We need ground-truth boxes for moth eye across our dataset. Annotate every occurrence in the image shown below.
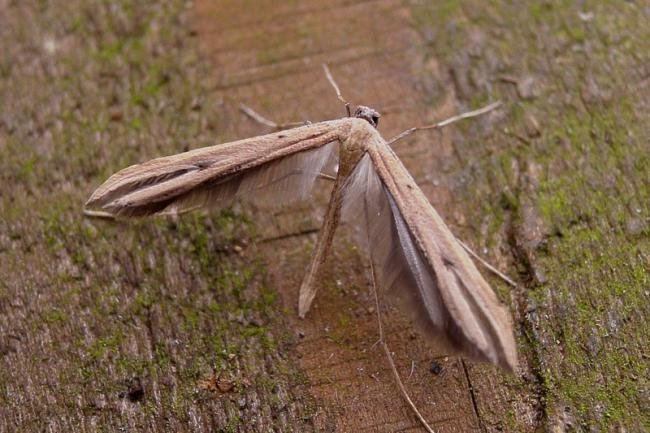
[372,115,380,126]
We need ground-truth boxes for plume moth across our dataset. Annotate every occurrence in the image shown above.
[86,99,517,372]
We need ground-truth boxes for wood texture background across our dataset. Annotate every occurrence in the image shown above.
[0,0,647,432]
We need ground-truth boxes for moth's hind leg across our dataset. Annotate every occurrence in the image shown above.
[317,173,336,182]
[298,177,345,318]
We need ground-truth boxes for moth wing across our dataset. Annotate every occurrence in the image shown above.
[160,140,337,215]
[85,124,340,217]
[341,152,517,371]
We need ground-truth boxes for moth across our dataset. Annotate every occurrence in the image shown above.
[85,83,518,372]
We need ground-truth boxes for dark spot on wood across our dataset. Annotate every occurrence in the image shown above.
[278,134,286,138]
[119,377,144,402]
[429,360,444,375]
[0,343,16,357]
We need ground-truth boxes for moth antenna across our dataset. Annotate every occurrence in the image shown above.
[239,103,310,130]
[322,63,351,117]
[387,101,502,145]
[82,209,117,220]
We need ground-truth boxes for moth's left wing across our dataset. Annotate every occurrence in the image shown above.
[85,121,343,217]
[342,149,517,371]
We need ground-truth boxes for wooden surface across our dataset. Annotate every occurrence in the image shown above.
[0,0,647,432]
[193,0,532,431]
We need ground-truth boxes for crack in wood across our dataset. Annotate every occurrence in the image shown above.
[461,359,487,433]
[259,227,320,243]
[506,213,550,429]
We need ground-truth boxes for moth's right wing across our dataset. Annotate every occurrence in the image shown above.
[341,152,517,371]
[85,122,343,217]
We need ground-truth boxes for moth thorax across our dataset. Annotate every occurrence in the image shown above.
[354,106,381,128]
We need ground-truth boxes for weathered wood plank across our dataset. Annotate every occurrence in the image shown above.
[193,0,535,432]
[411,1,650,431]
[0,1,315,432]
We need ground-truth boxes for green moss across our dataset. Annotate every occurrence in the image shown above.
[0,0,315,429]
[220,415,242,433]
[42,308,68,325]
[87,331,125,361]
[413,0,650,430]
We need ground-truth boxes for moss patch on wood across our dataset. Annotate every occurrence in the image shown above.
[412,0,649,431]
[0,1,314,431]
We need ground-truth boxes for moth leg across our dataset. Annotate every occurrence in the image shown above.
[239,103,310,131]
[387,101,502,145]
[317,173,336,182]
[456,239,517,287]
[82,209,117,219]
[298,178,345,318]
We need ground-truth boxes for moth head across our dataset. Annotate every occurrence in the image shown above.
[354,106,381,128]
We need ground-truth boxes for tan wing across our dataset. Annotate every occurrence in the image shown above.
[85,121,343,217]
[342,152,517,371]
